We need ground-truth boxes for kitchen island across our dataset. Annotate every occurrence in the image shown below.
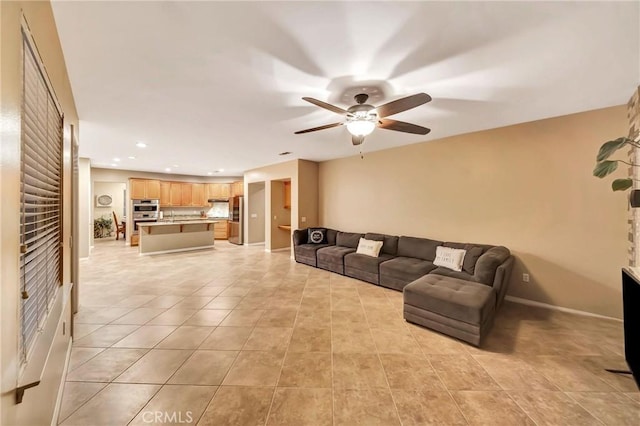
[137,220,219,255]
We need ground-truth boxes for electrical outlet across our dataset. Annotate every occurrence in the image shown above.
[522,273,530,283]
[251,213,257,218]
[273,215,277,220]
[301,217,306,223]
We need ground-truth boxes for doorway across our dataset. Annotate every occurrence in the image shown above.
[93,181,126,241]
[270,179,291,251]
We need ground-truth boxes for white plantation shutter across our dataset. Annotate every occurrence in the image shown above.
[19,29,64,363]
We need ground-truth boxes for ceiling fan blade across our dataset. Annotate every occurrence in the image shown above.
[376,93,432,118]
[302,97,348,115]
[378,118,431,135]
[294,122,343,134]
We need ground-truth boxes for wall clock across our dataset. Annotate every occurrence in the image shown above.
[96,194,112,207]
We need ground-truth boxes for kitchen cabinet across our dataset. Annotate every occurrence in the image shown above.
[131,234,139,246]
[284,181,291,209]
[130,179,160,199]
[170,182,182,206]
[180,183,192,206]
[214,220,228,239]
[160,181,171,206]
[231,181,244,197]
[206,183,230,200]
[191,183,206,207]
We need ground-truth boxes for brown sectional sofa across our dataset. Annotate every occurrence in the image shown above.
[292,228,514,346]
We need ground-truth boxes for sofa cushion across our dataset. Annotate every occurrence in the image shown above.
[326,229,338,245]
[443,242,491,274]
[308,228,327,244]
[365,233,399,256]
[379,256,437,284]
[317,245,357,262]
[474,246,511,285]
[296,243,329,258]
[404,274,496,326]
[345,252,395,274]
[430,267,477,284]
[336,231,364,248]
[397,236,442,261]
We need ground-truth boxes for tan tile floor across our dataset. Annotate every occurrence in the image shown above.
[58,239,640,425]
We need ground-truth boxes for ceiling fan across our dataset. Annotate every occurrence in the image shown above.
[295,92,432,145]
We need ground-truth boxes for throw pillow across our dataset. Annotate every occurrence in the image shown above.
[433,246,466,272]
[356,238,383,257]
[307,228,327,244]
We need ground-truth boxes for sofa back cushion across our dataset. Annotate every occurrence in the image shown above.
[365,233,399,256]
[326,229,338,245]
[397,236,442,261]
[443,242,492,275]
[337,231,365,248]
[474,246,511,285]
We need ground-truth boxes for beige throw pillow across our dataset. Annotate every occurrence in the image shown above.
[433,246,466,272]
[356,238,383,257]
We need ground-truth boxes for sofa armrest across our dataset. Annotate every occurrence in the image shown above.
[492,255,514,309]
[293,229,308,246]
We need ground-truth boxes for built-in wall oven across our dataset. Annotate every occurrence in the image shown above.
[132,199,159,231]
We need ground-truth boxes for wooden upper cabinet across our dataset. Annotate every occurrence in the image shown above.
[231,181,244,197]
[284,181,291,209]
[160,181,171,206]
[206,183,231,200]
[181,183,192,206]
[170,182,182,206]
[130,178,161,199]
[191,183,206,207]
[146,180,160,199]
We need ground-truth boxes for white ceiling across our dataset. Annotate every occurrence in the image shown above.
[51,1,639,177]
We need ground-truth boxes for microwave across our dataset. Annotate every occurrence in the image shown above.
[132,199,159,213]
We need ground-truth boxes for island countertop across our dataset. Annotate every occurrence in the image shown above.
[139,220,219,227]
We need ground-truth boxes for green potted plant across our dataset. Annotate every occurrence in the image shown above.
[593,133,640,191]
[93,215,113,238]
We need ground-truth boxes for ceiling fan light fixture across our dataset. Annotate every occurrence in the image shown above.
[346,119,376,137]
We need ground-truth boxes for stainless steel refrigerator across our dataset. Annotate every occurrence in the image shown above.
[228,196,243,245]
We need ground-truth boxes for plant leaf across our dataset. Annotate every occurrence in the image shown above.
[612,178,633,191]
[593,160,618,178]
[597,137,629,161]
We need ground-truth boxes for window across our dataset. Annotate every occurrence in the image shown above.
[19,27,64,364]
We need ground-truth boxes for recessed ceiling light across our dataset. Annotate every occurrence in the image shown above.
[219,169,224,172]
[207,172,213,175]
[172,164,179,168]
[113,157,120,162]
[165,168,171,172]
[279,151,292,156]
[110,163,118,167]
[136,142,147,148]
[128,156,135,160]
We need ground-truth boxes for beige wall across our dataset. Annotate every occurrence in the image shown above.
[319,106,628,318]
[93,181,126,223]
[298,160,320,229]
[1,2,79,424]
[247,182,266,244]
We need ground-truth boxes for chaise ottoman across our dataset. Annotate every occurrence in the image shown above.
[403,274,497,346]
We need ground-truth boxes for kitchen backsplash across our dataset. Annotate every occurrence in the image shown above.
[160,205,229,219]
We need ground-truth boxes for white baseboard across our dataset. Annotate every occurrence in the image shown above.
[51,338,73,426]
[504,296,622,322]
[246,242,265,246]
